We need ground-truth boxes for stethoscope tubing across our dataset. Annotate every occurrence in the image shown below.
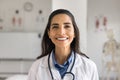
[48,51,76,80]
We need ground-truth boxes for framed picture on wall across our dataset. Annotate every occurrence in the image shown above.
[0,0,51,32]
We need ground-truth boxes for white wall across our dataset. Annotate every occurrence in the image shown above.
[0,0,52,77]
[0,33,41,58]
[87,0,120,77]
[0,0,52,59]
[52,0,87,53]
[0,0,52,33]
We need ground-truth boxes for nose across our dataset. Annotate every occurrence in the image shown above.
[58,27,65,35]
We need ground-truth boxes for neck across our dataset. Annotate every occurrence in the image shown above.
[55,47,71,65]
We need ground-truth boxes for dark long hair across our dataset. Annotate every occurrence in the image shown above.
[37,9,88,59]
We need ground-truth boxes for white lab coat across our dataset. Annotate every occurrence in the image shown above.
[27,52,99,80]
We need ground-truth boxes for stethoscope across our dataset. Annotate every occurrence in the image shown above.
[48,51,76,80]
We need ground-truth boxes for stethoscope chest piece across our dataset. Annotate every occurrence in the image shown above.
[63,72,75,80]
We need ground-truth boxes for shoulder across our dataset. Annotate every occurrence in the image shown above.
[76,53,98,71]
[30,55,48,71]
[27,55,48,80]
[75,53,99,80]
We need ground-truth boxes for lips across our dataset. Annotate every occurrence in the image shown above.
[56,37,68,40]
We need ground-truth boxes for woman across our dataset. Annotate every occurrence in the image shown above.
[28,9,99,80]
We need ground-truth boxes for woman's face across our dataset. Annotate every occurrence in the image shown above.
[48,14,75,48]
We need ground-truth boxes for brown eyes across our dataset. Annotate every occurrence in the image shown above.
[51,25,71,29]
[64,25,71,28]
[52,25,58,29]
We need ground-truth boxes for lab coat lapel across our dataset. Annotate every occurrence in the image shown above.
[49,52,61,80]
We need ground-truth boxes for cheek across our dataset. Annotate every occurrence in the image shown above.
[49,31,55,39]
[68,31,75,38]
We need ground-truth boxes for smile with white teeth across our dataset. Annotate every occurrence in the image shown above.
[57,38,68,40]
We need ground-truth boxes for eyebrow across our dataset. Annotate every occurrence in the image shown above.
[64,22,71,25]
[51,23,58,26]
[51,22,71,26]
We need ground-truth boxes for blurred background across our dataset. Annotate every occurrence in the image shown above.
[0,0,120,80]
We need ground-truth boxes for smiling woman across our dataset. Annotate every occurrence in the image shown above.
[48,14,75,52]
[27,9,99,80]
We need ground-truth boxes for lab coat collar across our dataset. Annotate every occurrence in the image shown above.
[39,51,83,70]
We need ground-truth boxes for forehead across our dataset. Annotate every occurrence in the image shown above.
[51,14,72,23]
